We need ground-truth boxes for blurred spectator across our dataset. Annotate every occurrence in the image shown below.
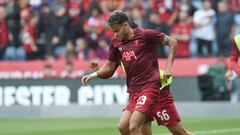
[215,0,236,56]
[146,12,166,57]
[179,0,197,18]
[4,4,25,61]
[0,0,6,5]
[68,2,85,42]
[76,38,94,60]
[29,0,42,8]
[5,0,21,49]
[61,61,83,78]
[100,11,114,41]
[1,0,240,62]
[193,0,216,57]
[146,12,164,32]
[207,57,229,100]
[171,11,193,58]
[210,0,219,12]
[50,5,69,59]
[63,40,75,62]
[95,36,109,59]
[0,5,8,60]
[228,0,240,34]
[99,0,125,15]
[37,3,53,60]
[50,0,66,12]
[148,0,179,34]
[99,0,109,14]
[80,0,95,14]
[129,7,144,27]
[83,6,104,49]
[19,0,29,9]
[127,0,144,14]
[43,64,56,79]
[61,61,74,78]
[198,57,228,100]
[21,9,39,60]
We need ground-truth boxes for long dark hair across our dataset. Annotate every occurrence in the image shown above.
[107,11,139,29]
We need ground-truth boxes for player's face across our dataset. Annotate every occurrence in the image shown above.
[111,23,129,41]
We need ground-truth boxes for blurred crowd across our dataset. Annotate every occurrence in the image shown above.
[0,0,240,62]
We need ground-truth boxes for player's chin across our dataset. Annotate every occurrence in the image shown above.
[117,36,125,41]
[118,38,123,41]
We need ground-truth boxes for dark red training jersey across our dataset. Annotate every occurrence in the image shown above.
[108,28,165,92]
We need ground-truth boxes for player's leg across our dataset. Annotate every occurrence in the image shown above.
[125,89,156,135]
[118,110,132,135]
[118,110,152,135]
[167,122,192,135]
[129,110,147,135]
[141,121,152,135]
[151,96,192,135]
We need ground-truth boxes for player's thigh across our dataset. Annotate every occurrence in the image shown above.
[167,122,189,135]
[129,111,147,129]
[141,121,152,135]
[118,110,132,129]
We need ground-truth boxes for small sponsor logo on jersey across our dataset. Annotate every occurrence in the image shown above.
[163,122,169,125]
[119,47,122,52]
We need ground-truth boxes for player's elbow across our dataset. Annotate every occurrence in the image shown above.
[169,37,178,48]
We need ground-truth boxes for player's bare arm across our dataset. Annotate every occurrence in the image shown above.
[81,60,118,85]
[161,35,177,79]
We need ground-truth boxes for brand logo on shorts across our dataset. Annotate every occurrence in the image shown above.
[135,105,142,109]
[163,122,170,125]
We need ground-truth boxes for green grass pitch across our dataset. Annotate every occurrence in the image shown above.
[0,117,240,135]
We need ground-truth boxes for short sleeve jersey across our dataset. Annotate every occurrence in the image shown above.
[108,28,165,92]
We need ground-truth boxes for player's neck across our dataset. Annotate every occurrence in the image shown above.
[128,28,134,40]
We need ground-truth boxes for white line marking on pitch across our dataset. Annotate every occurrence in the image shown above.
[154,128,240,135]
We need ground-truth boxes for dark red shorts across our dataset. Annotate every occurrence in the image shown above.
[124,87,181,127]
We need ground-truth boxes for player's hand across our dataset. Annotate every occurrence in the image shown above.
[89,60,99,72]
[225,69,233,81]
[164,68,172,80]
[81,75,94,86]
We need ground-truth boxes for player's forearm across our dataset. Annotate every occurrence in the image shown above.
[96,67,114,79]
[165,38,177,69]
[95,61,117,79]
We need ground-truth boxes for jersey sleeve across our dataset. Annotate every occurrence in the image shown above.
[144,29,165,45]
[108,40,120,62]
[228,41,240,75]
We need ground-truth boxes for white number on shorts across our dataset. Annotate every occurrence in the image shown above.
[137,96,147,105]
[157,110,170,121]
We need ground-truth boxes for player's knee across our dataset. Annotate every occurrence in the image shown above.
[129,120,140,133]
[141,122,152,135]
[129,124,137,133]
[118,122,129,134]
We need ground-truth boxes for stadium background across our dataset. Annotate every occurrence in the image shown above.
[0,0,240,135]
